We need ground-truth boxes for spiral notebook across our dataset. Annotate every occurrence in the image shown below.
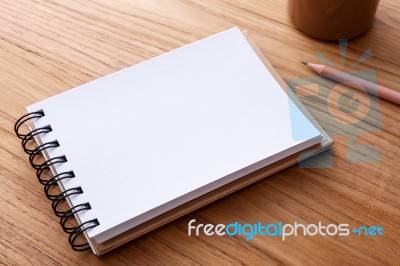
[14,27,332,255]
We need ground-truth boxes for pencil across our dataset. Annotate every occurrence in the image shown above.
[302,62,400,105]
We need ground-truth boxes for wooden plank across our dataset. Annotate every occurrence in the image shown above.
[1,0,399,264]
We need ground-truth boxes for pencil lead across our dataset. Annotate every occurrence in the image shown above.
[301,61,308,65]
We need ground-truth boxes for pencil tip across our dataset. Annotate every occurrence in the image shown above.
[301,61,308,65]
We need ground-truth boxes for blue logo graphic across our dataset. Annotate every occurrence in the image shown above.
[287,39,382,168]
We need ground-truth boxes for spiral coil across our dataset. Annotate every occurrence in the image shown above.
[22,125,52,154]
[29,140,60,169]
[14,111,99,251]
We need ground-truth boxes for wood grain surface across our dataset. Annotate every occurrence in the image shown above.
[1,0,399,265]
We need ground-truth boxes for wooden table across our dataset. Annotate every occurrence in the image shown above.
[1,0,399,265]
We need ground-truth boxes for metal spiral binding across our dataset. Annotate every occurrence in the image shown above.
[14,110,45,139]
[44,171,75,200]
[36,156,68,185]
[60,203,92,233]
[69,219,100,251]
[22,125,52,154]
[52,187,84,217]
[14,111,99,252]
[29,140,60,169]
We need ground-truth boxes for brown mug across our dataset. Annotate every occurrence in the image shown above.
[288,0,380,40]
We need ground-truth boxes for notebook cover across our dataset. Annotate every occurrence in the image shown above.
[25,27,330,254]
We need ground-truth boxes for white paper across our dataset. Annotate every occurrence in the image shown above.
[27,27,321,242]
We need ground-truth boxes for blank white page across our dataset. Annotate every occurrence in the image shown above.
[27,27,321,242]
